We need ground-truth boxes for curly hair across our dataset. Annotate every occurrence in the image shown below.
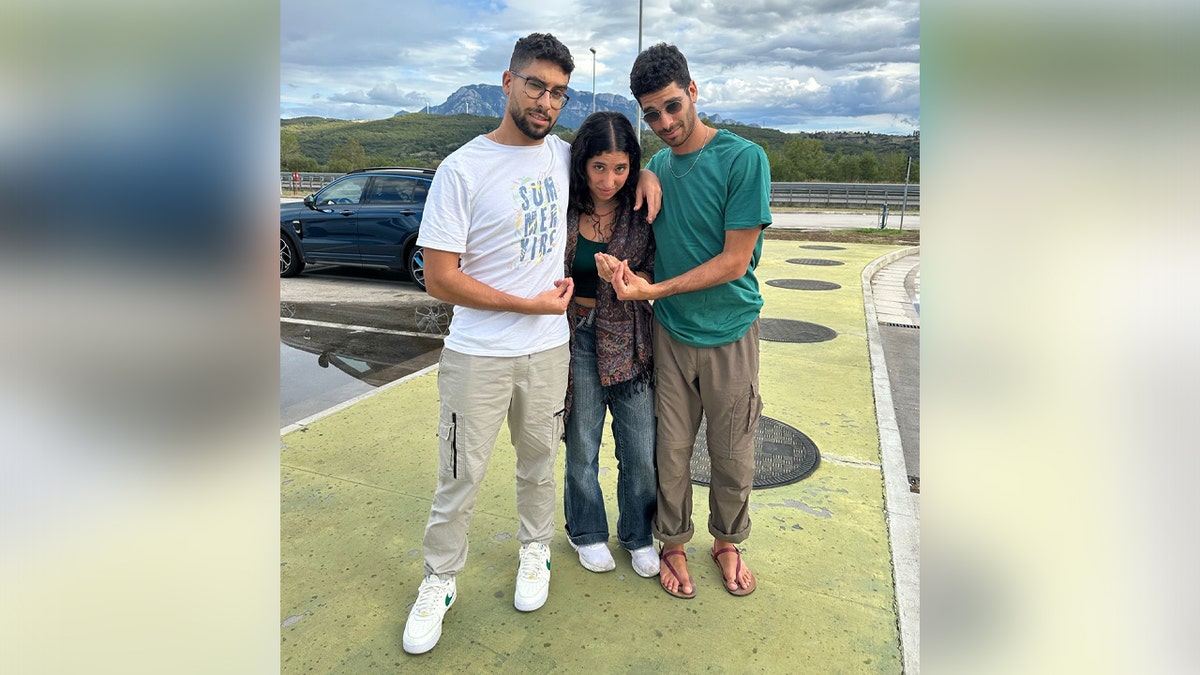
[629,43,691,100]
[509,33,574,76]
[568,111,642,216]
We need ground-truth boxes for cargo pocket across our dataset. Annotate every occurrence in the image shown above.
[437,413,461,480]
[724,382,763,460]
[746,381,764,434]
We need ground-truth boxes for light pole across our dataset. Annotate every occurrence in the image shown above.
[635,0,644,146]
[590,47,597,116]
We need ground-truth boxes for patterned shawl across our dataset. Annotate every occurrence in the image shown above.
[563,204,656,420]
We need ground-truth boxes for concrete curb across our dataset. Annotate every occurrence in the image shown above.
[280,363,439,436]
[862,246,921,674]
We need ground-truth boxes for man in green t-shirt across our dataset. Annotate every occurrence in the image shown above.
[600,42,771,600]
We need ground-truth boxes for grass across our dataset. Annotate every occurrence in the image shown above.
[765,227,920,246]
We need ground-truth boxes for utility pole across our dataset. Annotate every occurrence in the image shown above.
[635,0,644,146]
[899,156,912,231]
[590,47,597,116]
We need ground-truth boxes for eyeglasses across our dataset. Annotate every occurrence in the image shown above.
[641,99,685,124]
[509,71,570,110]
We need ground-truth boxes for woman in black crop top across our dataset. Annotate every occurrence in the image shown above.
[562,112,660,578]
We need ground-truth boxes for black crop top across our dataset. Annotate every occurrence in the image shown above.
[571,235,608,299]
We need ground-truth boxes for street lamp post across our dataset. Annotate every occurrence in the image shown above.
[636,0,644,145]
[590,47,597,116]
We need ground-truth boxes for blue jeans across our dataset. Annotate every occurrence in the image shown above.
[564,308,657,551]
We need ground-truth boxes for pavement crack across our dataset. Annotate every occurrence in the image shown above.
[819,454,882,469]
[280,464,407,495]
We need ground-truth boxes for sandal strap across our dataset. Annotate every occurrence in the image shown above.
[660,549,689,586]
[713,545,744,581]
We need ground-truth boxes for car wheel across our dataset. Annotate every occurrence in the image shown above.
[406,244,426,291]
[280,232,305,277]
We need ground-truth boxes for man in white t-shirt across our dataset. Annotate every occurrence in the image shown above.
[401,33,577,656]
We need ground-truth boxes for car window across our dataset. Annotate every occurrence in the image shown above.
[315,176,369,206]
[366,176,427,204]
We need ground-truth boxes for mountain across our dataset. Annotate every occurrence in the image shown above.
[285,93,919,180]
[397,84,637,130]
[396,84,755,131]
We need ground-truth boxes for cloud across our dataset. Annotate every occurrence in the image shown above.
[328,83,427,108]
[280,0,920,133]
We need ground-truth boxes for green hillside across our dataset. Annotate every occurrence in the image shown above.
[280,113,919,183]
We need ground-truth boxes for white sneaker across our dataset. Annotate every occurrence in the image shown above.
[402,574,456,655]
[630,546,660,578]
[513,542,552,612]
[569,540,616,573]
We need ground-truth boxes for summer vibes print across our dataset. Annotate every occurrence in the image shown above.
[511,171,563,268]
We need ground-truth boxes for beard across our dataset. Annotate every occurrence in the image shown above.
[655,97,696,149]
[508,100,554,141]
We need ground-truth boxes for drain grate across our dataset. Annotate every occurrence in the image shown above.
[799,245,845,251]
[690,415,821,488]
[787,258,844,266]
[766,279,842,291]
[759,318,837,343]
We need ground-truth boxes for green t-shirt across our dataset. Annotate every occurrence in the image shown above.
[646,129,772,347]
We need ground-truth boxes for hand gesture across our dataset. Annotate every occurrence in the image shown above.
[528,277,575,314]
[609,260,654,301]
[595,252,621,284]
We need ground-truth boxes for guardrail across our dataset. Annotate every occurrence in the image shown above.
[280,173,919,209]
[770,182,919,209]
[280,172,341,194]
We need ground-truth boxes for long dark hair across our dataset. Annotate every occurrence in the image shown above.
[568,111,642,216]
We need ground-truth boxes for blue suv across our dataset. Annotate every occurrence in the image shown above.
[280,167,435,290]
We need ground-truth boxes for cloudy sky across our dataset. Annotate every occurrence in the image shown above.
[281,0,919,134]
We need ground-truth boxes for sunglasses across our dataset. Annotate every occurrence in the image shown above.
[641,99,685,124]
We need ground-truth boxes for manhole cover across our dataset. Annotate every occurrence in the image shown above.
[759,318,837,343]
[787,258,844,266]
[690,416,820,488]
[799,245,845,250]
[766,279,842,291]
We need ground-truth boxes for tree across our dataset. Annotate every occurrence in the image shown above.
[328,138,367,173]
[781,137,826,181]
[280,131,305,170]
[880,153,908,183]
[855,152,880,182]
[829,150,856,182]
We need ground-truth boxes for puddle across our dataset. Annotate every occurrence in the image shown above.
[280,324,443,427]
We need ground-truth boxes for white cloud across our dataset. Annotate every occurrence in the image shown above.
[280,0,919,134]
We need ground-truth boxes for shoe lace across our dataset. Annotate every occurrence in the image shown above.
[519,544,550,579]
[413,576,449,615]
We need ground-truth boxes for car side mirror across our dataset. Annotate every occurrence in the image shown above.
[303,194,316,209]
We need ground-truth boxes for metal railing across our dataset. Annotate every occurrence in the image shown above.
[770,182,919,209]
[281,173,920,209]
[280,172,342,194]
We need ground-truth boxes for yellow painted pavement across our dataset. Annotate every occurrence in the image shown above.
[281,240,908,673]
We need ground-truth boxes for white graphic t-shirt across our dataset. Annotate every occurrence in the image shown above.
[417,134,571,356]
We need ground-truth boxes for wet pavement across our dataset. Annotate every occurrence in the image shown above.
[279,266,448,428]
